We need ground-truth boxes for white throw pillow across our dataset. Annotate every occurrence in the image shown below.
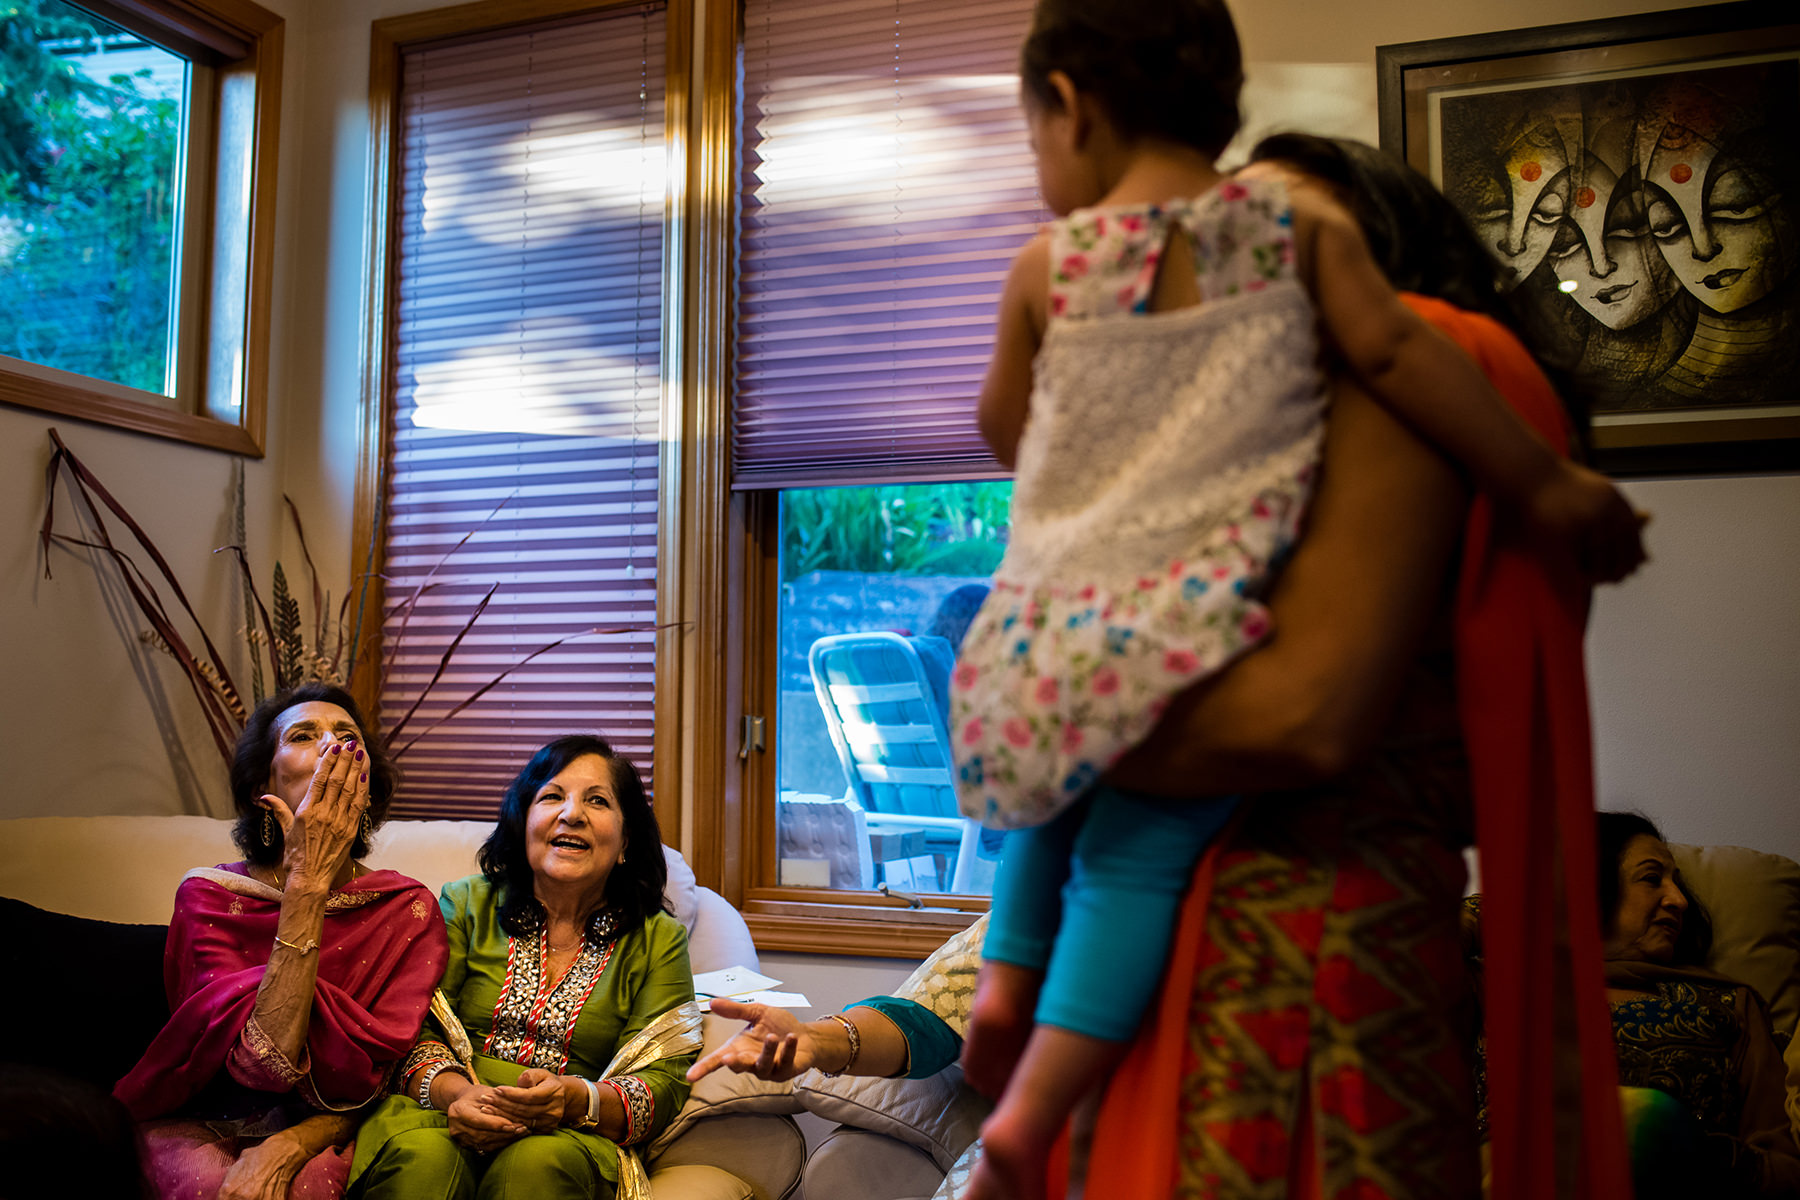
[794,1066,989,1172]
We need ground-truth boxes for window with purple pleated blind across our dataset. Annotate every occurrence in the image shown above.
[733,0,1044,489]
[738,0,1044,899]
[380,5,666,819]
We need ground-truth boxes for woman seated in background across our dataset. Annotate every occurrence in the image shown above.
[1591,812,1800,1197]
[349,734,700,1200]
[115,683,447,1200]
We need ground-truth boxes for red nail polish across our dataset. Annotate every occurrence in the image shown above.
[361,772,368,782]
[355,748,365,762]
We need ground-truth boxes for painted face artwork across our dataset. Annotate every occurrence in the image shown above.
[1459,119,1575,290]
[1643,122,1797,314]
[1548,153,1680,330]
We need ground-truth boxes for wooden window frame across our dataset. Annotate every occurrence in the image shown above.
[353,0,694,837]
[0,0,281,457]
[688,0,987,958]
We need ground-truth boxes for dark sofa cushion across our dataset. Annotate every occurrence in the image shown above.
[0,898,169,1090]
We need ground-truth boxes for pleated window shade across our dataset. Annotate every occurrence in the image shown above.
[380,5,666,820]
[733,0,1044,488]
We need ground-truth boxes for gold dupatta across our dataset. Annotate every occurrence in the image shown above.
[600,1000,705,1200]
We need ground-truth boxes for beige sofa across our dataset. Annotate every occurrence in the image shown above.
[0,815,806,1200]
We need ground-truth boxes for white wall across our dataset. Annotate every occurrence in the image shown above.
[1594,477,1800,859]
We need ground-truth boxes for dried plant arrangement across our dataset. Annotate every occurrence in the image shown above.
[40,428,658,770]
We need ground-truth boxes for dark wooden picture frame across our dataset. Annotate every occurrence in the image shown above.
[1379,0,1800,474]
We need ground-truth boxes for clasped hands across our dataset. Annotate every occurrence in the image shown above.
[445,1069,570,1152]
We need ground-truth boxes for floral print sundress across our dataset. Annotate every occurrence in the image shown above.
[953,176,1326,830]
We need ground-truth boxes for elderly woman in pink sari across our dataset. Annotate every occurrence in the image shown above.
[115,683,446,1200]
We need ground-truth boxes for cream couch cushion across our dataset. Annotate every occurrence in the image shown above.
[1670,843,1800,1037]
[647,1164,756,1200]
[0,814,703,932]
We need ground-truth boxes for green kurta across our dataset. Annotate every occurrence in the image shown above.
[349,875,695,1198]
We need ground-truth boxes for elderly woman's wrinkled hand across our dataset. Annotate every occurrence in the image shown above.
[446,1082,531,1152]
[215,1128,311,1200]
[265,735,370,890]
[490,1069,570,1133]
[686,999,815,1082]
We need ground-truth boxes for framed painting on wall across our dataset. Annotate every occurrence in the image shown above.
[1378,0,1800,473]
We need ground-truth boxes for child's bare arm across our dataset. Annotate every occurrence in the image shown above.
[977,234,1049,469]
[1292,186,1646,583]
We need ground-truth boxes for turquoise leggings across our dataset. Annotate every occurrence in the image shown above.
[982,784,1238,1041]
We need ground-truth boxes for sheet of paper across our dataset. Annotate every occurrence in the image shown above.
[700,990,811,1012]
[692,965,780,998]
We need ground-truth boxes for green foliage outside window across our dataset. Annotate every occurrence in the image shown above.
[780,481,1013,582]
[0,0,182,394]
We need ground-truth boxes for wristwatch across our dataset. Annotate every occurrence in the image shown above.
[576,1077,602,1130]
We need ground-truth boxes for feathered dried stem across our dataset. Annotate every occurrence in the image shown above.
[140,630,250,723]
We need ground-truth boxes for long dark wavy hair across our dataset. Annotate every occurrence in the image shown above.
[478,735,669,942]
[1246,132,1592,453]
[1020,0,1243,159]
[229,682,399,867]
[1595,810,1712,965]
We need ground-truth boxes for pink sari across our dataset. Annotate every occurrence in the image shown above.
[116,865,446,1199]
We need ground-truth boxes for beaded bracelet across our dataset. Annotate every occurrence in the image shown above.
[821,1012,862,1077]
[416,1061,467,1110]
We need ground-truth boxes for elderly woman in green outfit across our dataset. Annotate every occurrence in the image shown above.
[350,735,700,1200]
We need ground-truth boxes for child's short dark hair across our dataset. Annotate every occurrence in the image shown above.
[1020,0,1243,158]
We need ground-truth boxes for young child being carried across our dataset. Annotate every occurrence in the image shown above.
[948,1,1646,1196]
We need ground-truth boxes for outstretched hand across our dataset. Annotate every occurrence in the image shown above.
[1525,460,1649,585]
[686,1000,817,1082]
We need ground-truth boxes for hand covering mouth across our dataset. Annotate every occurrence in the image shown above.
[1701,268,1745,290]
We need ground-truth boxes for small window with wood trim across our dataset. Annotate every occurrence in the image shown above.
[0,0,280,455]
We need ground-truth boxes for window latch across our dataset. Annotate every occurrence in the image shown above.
[877,883,925,909]
[739,715,765,760]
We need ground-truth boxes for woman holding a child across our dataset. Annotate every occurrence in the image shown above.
[701,129,1643,1200]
